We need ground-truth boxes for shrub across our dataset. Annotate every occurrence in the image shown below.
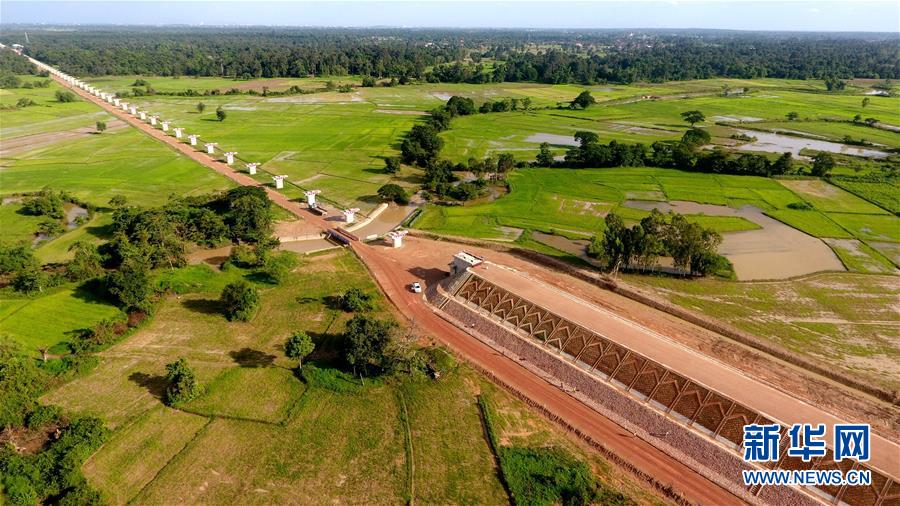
[21,190,64,219]
[25,405,62,429]
[164,358,201,406]
[787,201,813,210]
[339,287,374,312]
[500,446,605,506]
[377,183,410,204]
[54,90,77,103]
[220,280,259,321]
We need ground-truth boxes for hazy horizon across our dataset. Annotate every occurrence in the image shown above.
[1,1,898,33]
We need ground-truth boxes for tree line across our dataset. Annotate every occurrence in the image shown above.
[3,27,897,82]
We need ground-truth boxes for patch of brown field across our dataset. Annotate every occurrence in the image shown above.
[0,422,63,455]
[223,79,291,91]
[186,245,232,268]
[374,109,428,116]
[274,218,322,240]
[0,119,126,157]
[780,178,839,199]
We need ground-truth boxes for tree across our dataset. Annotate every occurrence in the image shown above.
[852,114,862,123]
[226,186,273,243]
[216,106,227,121]
[341,314,399,376]
[811,152,836,177]
[536,142,554,166]
[377,183,410,205]
[571,90,595,109]
[196,101,206,113]
[95,121,107,134]
[285,331,315,369]
[771,152,794,175]
[862,97,870,108]
[362,76,376,87]
[12,267,47,294]
[681,128,711,147]
[67,241,104,281]
[496,153,516,176]
[340,287,374,312]
[680,110,705,127]
[384,156,401,174]
[786,111,799,121]
[106,258,153,312]
[220,281,259,321]
[573,131,599,147]
[164,358,201,406]
[16,97,35,108]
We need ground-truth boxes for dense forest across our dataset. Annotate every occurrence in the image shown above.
[1,27,897,82]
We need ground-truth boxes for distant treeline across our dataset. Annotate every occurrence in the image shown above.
[1,27,897,82]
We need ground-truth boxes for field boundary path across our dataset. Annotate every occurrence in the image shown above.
[35,56,895,506]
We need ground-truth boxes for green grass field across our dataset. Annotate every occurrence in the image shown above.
[0,75,114,138]
[40,250,642,505]
[0,283,124,352]
[416,167,800,238]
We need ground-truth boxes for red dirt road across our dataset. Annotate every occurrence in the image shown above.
[353,242,746,505]
[52,71,746,504]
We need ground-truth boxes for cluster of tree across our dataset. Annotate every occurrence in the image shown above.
[589,210,731,277]
[0,50,38,76]
[12,28,898,83]
[547,126,806,178]
[0,341,108,506]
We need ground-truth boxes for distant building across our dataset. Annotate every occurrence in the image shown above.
[11,44,24,54]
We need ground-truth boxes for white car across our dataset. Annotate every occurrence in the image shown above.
[410,282,423,293]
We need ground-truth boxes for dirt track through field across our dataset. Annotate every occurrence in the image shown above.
[50,69,900,504]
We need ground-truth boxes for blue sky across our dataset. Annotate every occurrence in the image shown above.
[1,1,898,32]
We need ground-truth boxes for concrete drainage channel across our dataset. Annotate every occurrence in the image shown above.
[425,269,897,506]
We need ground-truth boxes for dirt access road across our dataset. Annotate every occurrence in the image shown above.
[53,72,747,504]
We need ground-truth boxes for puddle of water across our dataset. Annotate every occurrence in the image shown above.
[65,204,89,230]
[735,130,889,159]
[524,133,580,146]
[712,115,763,122]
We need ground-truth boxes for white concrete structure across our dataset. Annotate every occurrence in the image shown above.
[121,102,129,111]
[386,230,408,248]
[205,143,217,154]
[272,175,288,189]
[304,190,322,208]
[139,111,147,121]
[224,152,237,164]
[188,135,199,146]
[173,128,184,139]
[106,95,114,104]
[450,251,483,275]
[130,106,138,115]
[342,208,360,224]
[161,121,170,132]
[246,163,259,175]
[113,98,120,107]
[149,115,158,126]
